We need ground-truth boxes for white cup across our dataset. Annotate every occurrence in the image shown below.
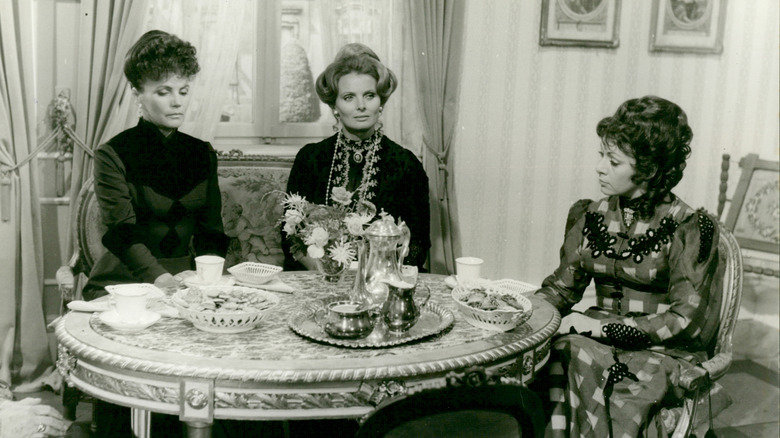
[401,265,419,285]
[195,255,225,284]
[455,257,484,280]
[110,287,149,322]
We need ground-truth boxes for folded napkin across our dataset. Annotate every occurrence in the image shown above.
[235,278,295,294]
[176,268,295,293]
[67,299,180,319]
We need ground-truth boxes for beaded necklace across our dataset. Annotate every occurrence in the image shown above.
[325,128,382,206]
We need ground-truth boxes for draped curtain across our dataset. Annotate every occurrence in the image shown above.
[64,0,150,300]
[0,0,51,387]
[405,0,466,274]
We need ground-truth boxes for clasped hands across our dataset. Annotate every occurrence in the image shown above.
[557,312,604,338]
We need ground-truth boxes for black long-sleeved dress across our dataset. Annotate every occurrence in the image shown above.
[83,118,228,300]
[283,133,430,270]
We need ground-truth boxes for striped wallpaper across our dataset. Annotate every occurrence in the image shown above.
[452,0,779,284]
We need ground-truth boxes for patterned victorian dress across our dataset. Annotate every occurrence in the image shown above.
[535,195,722,438]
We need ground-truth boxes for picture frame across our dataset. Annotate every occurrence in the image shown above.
[649,0,727,54]
[539,0,621,48]
[724,154,779,254]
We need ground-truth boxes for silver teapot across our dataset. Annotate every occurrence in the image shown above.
[356,214,410,307]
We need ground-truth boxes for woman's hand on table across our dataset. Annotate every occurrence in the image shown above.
[154,272,180,292]
[557,312,604,338]
[0,398,72,437]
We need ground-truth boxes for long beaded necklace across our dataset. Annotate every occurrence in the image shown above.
[325,128,382,206]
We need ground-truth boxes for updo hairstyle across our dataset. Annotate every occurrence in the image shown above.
[596,95,693,218]
[124,30,200,90]
[315,43,398,107]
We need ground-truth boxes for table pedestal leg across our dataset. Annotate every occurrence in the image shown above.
[185,421,213,438]
[130,408,150,438]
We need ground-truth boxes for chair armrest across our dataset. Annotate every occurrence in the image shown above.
[679,352,732,391]
[56,265,75,303]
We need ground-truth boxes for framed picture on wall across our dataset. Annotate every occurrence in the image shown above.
[539,0,621,48]
[649,0,727,54]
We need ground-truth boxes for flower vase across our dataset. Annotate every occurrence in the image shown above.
[315,255,346,283]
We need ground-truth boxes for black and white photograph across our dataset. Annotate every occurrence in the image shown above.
[0,1,777,437]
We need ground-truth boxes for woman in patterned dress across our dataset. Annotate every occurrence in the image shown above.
[535,96,722,437]
[282,43,430,272]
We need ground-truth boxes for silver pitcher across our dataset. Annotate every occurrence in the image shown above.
[356,215,410,308]
[381,279,430,333]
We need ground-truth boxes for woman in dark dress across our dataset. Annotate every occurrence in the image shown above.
[83,30,228,300]
[535,96,722,437]
[82,30,279,438]
[283,43,430,271]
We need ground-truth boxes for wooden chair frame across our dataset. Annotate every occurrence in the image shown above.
[672,227,744,437]
[720,153,779,254]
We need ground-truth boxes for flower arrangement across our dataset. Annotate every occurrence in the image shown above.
[282,187,377,267]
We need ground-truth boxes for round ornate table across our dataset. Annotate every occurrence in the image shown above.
[55,272,560,438]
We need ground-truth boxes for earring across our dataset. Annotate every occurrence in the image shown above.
[137,103,143,118]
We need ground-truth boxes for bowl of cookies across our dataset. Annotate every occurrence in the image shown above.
[451,279,534,331]
[172,285,280,333]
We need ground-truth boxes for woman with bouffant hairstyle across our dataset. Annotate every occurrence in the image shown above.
[85,29,228,298]
[283,43,430,272]
[534,96,723,437]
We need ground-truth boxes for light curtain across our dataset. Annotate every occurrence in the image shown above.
[405,0,466,274]
[67,0,150,260]
[144,0,248,142]
[0,0,51,387]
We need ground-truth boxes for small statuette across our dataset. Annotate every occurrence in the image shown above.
[186,389,208,410]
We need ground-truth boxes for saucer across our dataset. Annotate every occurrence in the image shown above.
[99,310,161,331]
[182,275,235,288]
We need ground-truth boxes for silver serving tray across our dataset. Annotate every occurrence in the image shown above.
[288,303,455,348]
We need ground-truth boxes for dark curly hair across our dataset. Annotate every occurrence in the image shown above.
[596,95,693,218]
[315,43,397,107]
[124,30,200,90]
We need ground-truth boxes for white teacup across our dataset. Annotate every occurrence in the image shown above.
[195,255,225,285]
[109,286,149,322]
[401,265,419,285]
[455,257,484,280]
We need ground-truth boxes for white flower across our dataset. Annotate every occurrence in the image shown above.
[307,244,325,259]
[306,227,329,247]
[344,213,373,236]
[284,209,304,225]
[328,241,356,266]
[283,193,306,210]
[283,222,297,235]
[331,186,353,206]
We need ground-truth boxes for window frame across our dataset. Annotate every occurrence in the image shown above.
[213,0,334,146]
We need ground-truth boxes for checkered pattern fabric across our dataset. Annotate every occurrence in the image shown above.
[546,335,706,438]
[535,196,722,437]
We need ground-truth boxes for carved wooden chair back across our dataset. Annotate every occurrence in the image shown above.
[671,226,743,437]
[355,383,545,438]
